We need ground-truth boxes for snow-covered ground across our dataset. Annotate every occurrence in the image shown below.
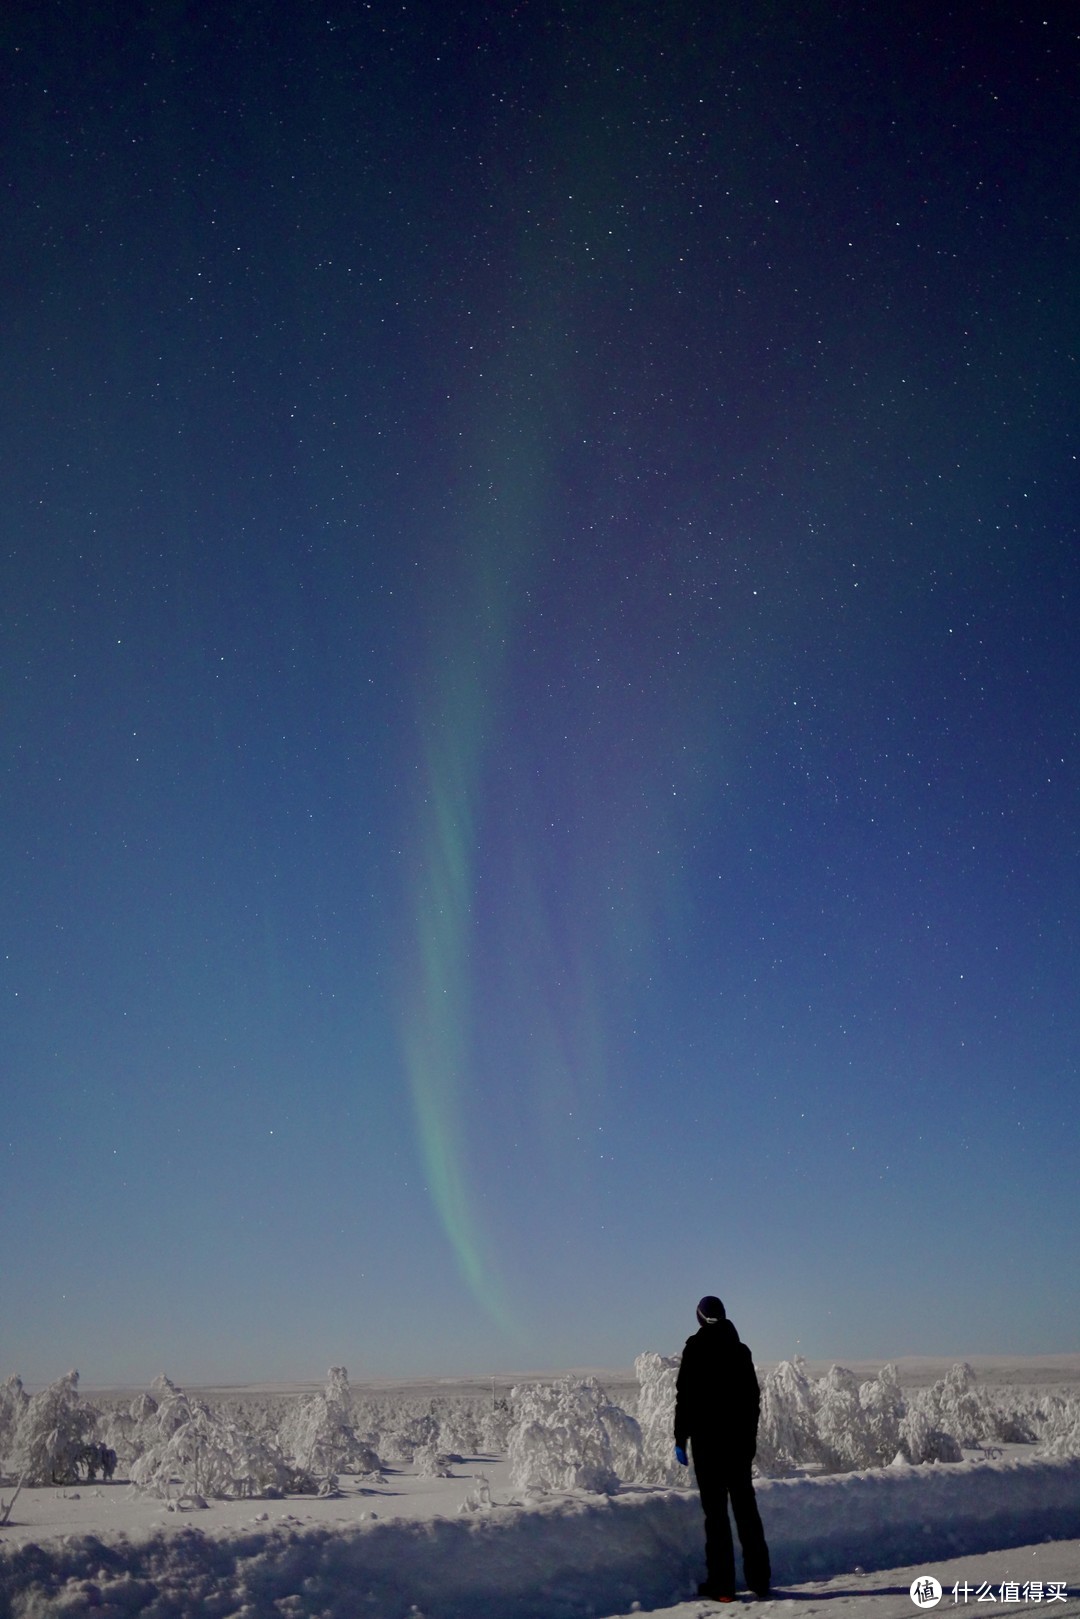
[632,1539,1080,1619]
[2,1454,1078,1617]
[3,1359,1079,1617]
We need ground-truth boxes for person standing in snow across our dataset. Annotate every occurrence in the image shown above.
[674,1295,772,1603]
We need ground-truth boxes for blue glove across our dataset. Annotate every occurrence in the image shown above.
[674,1444,688,1467]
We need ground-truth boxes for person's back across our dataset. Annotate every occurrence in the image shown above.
[675,1314,760,1452]
[673,1296,771,1602]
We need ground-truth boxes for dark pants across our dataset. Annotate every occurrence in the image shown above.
[691,1442,771,1597]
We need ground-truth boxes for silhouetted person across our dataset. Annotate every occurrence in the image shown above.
[674,1295,771,1602]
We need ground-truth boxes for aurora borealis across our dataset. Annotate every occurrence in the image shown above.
[3,2,1079,1384]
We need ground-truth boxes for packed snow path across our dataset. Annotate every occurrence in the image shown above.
[625,1539,1080,1619]
[1,1455,1078,1618]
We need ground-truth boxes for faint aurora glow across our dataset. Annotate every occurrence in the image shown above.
[398,411,542,1332]
[394,167,751,1326]
[402,664,512,1330]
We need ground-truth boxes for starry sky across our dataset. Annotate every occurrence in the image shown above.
[3,1,1078,1388]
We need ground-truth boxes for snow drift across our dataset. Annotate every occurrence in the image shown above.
[2,1454,1078,1619]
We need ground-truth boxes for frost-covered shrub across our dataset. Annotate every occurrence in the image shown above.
[757,1359,820,1475]
[413,1444,456,1477]
[893,1365,1002,1461]
[507,1378,640,1494]
[458,1472,493,1512]
[479,1398,514,1453]
[921,1364,994,1447]
[938,1363,988,1444]
[0,1376,29,1474]
[899,1405,963,1464]
[130,1375,312,1501]
[813,1365,878,1472]
[430,1397,485,1457]
[354,1394,423,1463]
[857,1364,905,1467]
[631,1352,1001,1477]
[278,1368,381,1478]
[604,1395,646,1481]
[138,1378,187,1441]
[1037,1394,1080,1457]
[375,1405,438,1464]
[758,1360,906,1474]
[10,1371,100,1485]
[97,1403,138,1469]
[991,1401,1038,1445]
[124,1387,163,1473]
[129,1391,159,1426]
[633,1353,687,1485]
[811,1365,908,1472]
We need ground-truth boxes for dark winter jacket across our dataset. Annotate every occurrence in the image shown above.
[673,1318,761,1456]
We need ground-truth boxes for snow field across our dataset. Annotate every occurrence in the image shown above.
[3,1361,1080,1615]
[2,1456,1079,1619]
[5,1361,1080,1504]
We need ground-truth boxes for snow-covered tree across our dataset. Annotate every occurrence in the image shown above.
[604,1394,647,1482]
[895,1363,997,1460]
[929,1363,994,1446]
[507,1378,640,1494]
[129,1376,312,1501]
[1036,1393,1080,1457]
[858,1364,906,1466]
[382,1409,438,1463]
[898,1403,963,1464]
[988,1391,1037,1446]
[429,1396,487,1457]
[479,1397,513,1453]
[278,1368,381,1478]
[413,1443,456,1477]
[0,1376,29,1474]
[10,1371,100,1485]
[633,1352,688,1485]
[813,1365,879,1471]
[96,1402,137,1469]
[757,1359,819,1475]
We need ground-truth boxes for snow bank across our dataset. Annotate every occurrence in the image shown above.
[762,1455,1080,1579]
[1,1455,1078,1619]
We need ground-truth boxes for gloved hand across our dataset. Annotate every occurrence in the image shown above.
[674,1444,688,1467]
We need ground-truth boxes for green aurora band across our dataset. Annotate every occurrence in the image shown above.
[395,89,726,1325]
[399,426,541,1334]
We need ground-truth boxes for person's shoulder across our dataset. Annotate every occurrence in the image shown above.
[679,1331,703,1362]
[721,1319,750,1352]
[736,1340,760,1383]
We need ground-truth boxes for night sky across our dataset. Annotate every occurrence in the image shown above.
[4,2,1078,1387]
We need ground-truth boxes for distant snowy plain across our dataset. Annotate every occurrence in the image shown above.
[1,1357,1078,1619]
